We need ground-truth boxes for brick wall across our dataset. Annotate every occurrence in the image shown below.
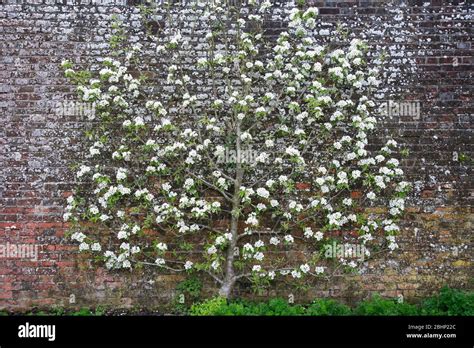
[0,0,472,310]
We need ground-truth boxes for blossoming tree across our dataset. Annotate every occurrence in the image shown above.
[63,1,410,298]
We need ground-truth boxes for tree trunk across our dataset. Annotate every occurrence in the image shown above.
[218,277,236,299]
[219,120,243,299]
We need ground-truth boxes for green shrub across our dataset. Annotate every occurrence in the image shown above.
[190,288,474,316]
[306,299,351,316]
[190,297,228,316]
[70,307,106,316]
[420,287,474,316]
[22,306,105,316]
[190,297,306,316]
[5,287,473,316]
[249,299,306,316]
[71,308,95,316]
[354,295,419,316]
[174,276,203,314]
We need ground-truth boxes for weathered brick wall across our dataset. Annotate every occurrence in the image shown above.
[0,0,472,310]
